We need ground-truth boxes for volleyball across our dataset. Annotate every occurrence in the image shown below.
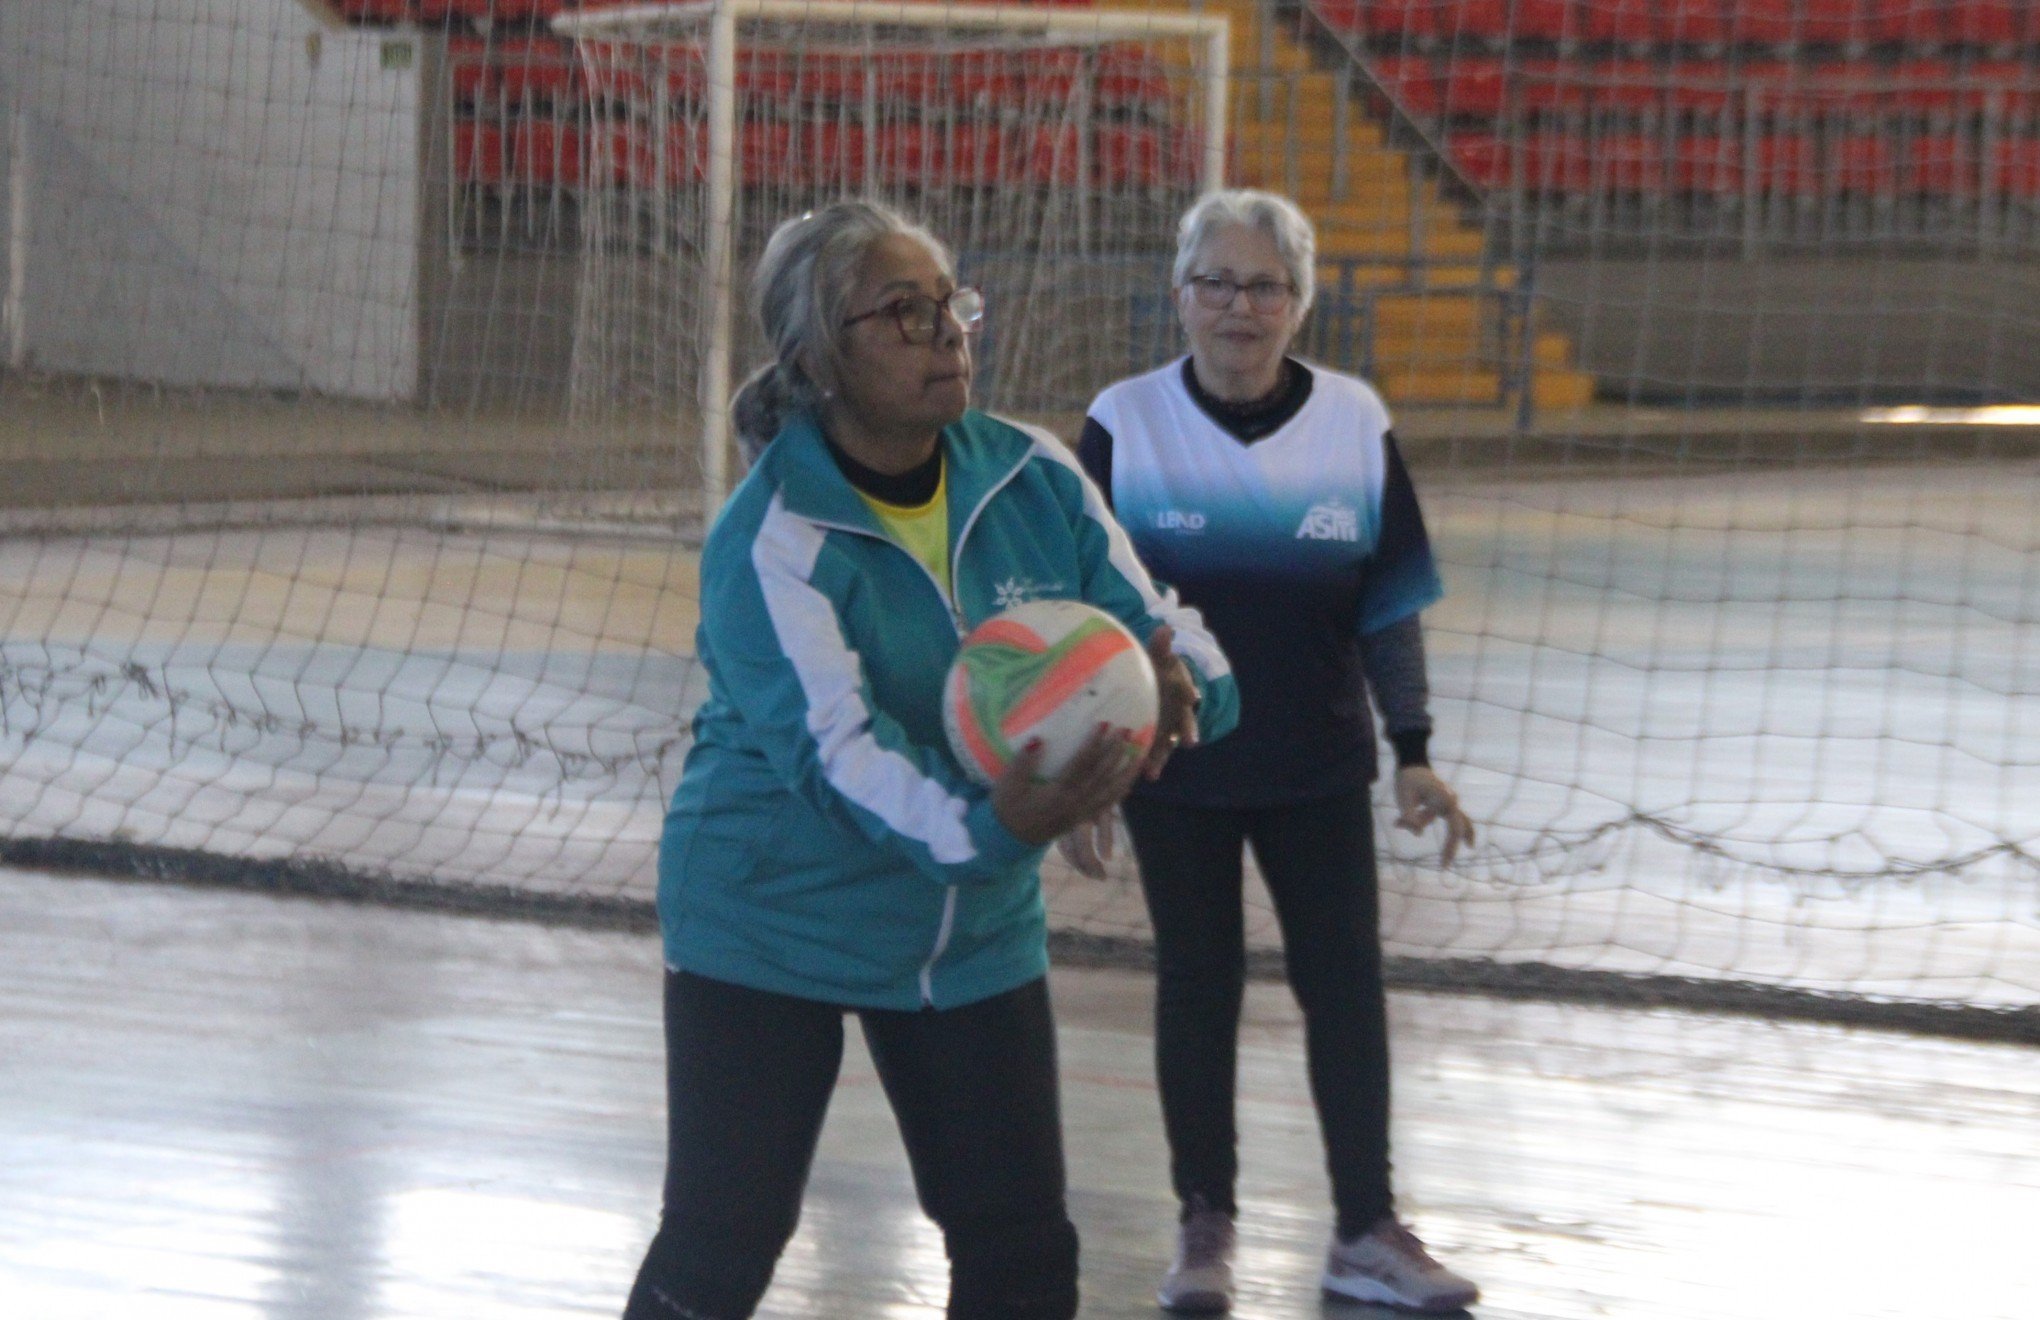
[943,600,1160,785]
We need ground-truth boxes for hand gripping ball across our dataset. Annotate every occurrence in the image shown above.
[943,599,1160,784]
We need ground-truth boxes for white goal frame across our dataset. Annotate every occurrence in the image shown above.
[554,0,1231,511]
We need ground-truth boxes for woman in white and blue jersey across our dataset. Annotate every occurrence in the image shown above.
[1077,190,1480,1315]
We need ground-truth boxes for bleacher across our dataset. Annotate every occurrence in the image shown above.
[336,0,1602,406]
[1314,1,2040,228]
[333,1,1191,194]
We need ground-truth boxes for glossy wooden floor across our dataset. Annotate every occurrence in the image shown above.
[4,867,2035,1320]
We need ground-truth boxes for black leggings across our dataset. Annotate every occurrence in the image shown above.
[623,971,1079,1320]
[1121,785,1393,1240]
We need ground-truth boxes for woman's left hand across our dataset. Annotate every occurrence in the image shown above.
[1140,625,1202,781]
[1393,766,1475,865]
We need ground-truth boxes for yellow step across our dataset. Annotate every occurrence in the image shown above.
[1369,360,1595,409]
[1319,263,1517,291]
[1361,332,1575,371]
[1533,331,1576,368]
[1375,365,1505,406]
[1531,369,1597,409]
[1312,231,1489,260]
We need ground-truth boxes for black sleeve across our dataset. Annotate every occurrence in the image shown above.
[1357,614,1433,769]
[1075,417,1115,512]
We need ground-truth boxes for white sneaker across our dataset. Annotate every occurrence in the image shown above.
[1321,1217,1479,1312]
[1156,1203,1236,1314]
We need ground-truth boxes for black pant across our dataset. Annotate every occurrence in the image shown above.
[623,971,1079,1320]
[1121,785,1393,1240]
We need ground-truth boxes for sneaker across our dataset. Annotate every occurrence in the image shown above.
[1156,1202,1236,1314]
[1320,1217,1479,1313]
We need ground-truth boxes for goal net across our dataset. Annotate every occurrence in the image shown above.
[562,0,1227,505]
[0,0,2033,1039]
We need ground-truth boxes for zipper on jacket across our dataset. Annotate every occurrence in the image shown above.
[803,515,964,633]
[947,458,1029,629]
[918,886,959,1006]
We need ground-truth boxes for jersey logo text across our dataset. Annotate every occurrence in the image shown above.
[1296,502,1360,542]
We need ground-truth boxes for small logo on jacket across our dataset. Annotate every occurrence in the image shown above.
[1154,509,1207,533]
[993,577,1063,609]
[1296,501,1360,542]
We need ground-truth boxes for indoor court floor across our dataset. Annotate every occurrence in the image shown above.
[3,866,2035,1320]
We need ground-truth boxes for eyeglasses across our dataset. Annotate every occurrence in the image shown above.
[1184,274,1296,314]
[841,286,985,345]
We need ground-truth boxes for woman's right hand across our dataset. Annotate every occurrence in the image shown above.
[991,725,1146,847]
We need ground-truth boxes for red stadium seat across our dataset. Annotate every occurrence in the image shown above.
[1516,58,1594,111]
[737,122,872,188]
[946,126,1010,187]
[1869,0,1950,46]
[1666,61,1739,114]
[339,1,417,20]
[1027,125,1086,185]
[1756,133,1820,195]
[1440,0,1513,42]
[1311,0,1369,36]
[1597,132,1668,191]
[1447,133,1514,187]
[1947,1,2028,47]
[1675,134,1746,191]
[418,1,563,20]
[1902,135,1981,195]
[515,120,587,187]
[590,122,674,186]
[1804,0,1876,46]
[453,120,504,185]
[447,35,496,101]
[1346,0,1443,42]
[1799,63,1893,116]
[1581,0,1657,47]
[1514,0,1584,43]
[1442,57,1509,117]
[1989,139,2040,196]
[1889,60,1961,113]
[1092,126,1169,185]
[1593,59,1666,113]
[1827,135,1897,193]
[1733,0,1801,45]
[1660,0,1732,46]
[494,38,577,103]
[938,52,1027,106]
[1952,62,2040,115]
[577,42,648,103]
[1375,54,1447,115]
[1015,50,1087,104]
[1093,48,1174,109]
[873,123,930,179]
[1522,132,1596,191]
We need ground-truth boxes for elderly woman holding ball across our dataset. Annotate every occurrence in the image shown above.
[623,200,1236,1320]
[1078,189,1479,1314]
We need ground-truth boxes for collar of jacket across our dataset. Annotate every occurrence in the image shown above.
[767,410,1033,536]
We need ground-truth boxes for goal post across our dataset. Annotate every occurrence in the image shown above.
[552,0,1230,511]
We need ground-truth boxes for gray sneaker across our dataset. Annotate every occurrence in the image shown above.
[1320,1216,1479,1312]
[1156,1204,1236,1314]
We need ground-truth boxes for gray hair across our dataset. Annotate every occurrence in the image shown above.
[1171,189,1317,323]
[731,199,955,464]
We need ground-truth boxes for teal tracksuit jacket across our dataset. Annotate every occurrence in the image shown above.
[660,408,1239,1010]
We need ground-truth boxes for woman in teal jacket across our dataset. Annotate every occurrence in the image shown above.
[624,201,1237,1320]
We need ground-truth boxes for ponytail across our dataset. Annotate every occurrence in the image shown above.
[730,362,806,466]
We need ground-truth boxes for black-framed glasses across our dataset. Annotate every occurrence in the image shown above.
[841,286,985,344]
[1184,274,1296,313]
